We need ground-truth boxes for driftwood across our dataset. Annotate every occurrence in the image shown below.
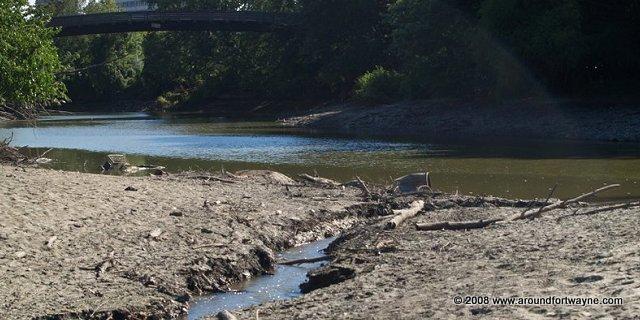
[279,256,331,265]
[298,174,340,187]
[385,200,425,230]
[415,218,503,231]
[556,201,640,221]
[510,184,620,221]
[356,176,371,198]
[416,184,624,232]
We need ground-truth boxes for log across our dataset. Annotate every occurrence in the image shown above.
[384,200,425,230]
[510,184,621,221]
[556,201,640,221]
[415,218,503,231]
[279,256,331,265]
[298,174,341,187]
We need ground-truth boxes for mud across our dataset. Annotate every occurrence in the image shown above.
[0,165,365,319]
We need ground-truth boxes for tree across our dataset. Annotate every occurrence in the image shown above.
[54,0,144,103]
[0,0,67,119]
[479,0,585,93]
[387,0,490,99]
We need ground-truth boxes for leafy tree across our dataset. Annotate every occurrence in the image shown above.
[479,0,585,93]
[54,0,144,103]
[299,0,391,98]
[0,0,67,119]
[354,66,402,104]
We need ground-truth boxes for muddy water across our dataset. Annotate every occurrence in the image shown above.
[187,237,335,319]
[1,112,640,200]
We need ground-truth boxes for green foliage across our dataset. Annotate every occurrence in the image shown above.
[37,0,640,110]
[54,0,144,103]
[0,0,67,119]
[299,0,391,98]
[354,67,402,104]
[479,0,585,92]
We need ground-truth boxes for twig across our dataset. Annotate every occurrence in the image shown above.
[355,176,371,198]
[38,148,53,159]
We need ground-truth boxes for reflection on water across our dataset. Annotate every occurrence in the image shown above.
[1,112,640,200]
[187,237,335,320]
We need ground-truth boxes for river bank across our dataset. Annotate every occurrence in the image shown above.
[1,164,638,319]
[0,165,365,319]
[229,193,640,319]
[282,99,640,143]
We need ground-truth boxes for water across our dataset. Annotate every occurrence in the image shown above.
[187,237,335,319]
[2,112,640,200]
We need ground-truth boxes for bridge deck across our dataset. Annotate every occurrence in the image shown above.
[49,11,300,36]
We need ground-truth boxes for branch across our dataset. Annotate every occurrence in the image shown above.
[510,184,620,221]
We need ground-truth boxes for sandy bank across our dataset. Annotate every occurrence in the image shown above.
[283,100,640,142]
[0,165,364,319]
[225,193,640,319]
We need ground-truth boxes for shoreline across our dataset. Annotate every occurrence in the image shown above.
[1,164,638,319]
[43,97,640,143]
[280,99,640,143]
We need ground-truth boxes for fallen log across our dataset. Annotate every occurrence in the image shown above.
[510,184,620,221]
[298,173,341,187]
[415,218,503,231]
[556,201,640,221]
[384,200,425,230]
[279,256,331,266]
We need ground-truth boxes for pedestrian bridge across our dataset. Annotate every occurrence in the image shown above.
[48,11,300,36]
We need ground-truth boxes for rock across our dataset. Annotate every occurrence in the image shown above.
[45,236,58,249]
[234,170,297,186]
[35,157,53,164]
[102,154,130,172]
[14,251,26,259]
[200,228,214,234]
[392,173,432,193]
[149,228,163,239]
[300,265,356,293]
[216,310,237,320]
[169,210,183,217]
[124,186,138,191]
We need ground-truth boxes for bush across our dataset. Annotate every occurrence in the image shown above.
[353,67,403,104]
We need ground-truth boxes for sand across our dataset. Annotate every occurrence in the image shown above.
[0,165,363,319]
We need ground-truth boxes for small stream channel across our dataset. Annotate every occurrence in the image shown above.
[187,237,336,319]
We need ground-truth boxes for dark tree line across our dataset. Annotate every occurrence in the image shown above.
[49,0,640,108]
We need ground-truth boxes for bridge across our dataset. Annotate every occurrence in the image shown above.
[48,11,300,37]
